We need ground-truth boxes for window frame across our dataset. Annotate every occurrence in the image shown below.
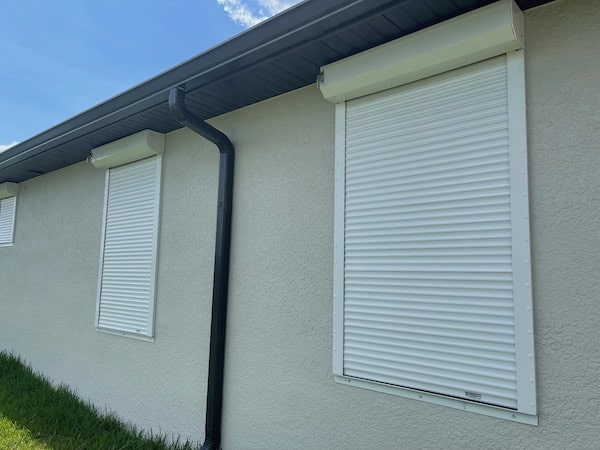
[332,50,537,424]
[95,155,163,341]
[0,194,17,247]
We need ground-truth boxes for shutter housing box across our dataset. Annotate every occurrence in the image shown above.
[0,182,18,199]
[90,130,165,169]
[319,0,523,104]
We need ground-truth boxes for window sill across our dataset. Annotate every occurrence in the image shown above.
[335,375,538,425]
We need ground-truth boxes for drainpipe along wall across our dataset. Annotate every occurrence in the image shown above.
[168,86,234,450]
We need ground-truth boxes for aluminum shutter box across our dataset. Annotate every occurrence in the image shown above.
[0,196,16,244]
[341,56,526,410]
[97,156,161,337]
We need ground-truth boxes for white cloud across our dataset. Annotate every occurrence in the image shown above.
[217,0,302,27]
[0,141,18,153]
[257,0,301,15]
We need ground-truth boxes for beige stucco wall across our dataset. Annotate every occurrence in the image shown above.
[0,146,211,440]
[0,0,598,447]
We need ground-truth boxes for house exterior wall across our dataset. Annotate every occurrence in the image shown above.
[0,0,598,448]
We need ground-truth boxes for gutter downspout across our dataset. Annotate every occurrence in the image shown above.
[168,86,234,450]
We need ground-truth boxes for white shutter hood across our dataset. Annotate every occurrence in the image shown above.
[319,0,524,103]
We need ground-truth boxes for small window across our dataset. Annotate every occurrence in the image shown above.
[0,195,17,245]
[96,156,162,338]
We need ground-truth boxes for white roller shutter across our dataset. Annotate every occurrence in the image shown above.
[97,156,161,337]
[336,56,535,415]
[0,196,16,244]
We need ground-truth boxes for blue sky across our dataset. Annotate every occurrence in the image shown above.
[0,0,301,151]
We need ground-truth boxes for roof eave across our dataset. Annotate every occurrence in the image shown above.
[0,0,554,183]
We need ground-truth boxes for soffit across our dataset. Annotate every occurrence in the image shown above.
[0,0,553,183]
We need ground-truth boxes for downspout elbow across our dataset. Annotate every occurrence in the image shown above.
[168,86,234,155]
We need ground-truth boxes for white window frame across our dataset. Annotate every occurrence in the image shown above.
[325,0,537,425]
[95,155,162,340]
[0,182,18,247]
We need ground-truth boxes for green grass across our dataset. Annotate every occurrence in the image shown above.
[0,352,196,450]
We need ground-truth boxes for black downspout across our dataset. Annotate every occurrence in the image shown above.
[168,86,234,450]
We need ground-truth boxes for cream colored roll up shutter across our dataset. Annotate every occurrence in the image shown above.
[97,156,161,337]
[0,196,16,244]
[342,56,521,409]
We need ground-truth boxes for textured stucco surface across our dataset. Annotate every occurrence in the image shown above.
[0,142,210,441]
[1,0,599,448]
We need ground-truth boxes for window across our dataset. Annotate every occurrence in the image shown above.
[321,1,536,424]
[0,182,18,246]
[96,155,162,338]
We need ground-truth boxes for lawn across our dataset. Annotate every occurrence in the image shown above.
[0,352,196,450]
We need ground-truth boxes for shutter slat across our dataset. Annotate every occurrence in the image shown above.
[346,186,510,208]
[97,156,160,337]
[346,132,509,167]
[346,333,515,357]
[345,287,514,302]
[342,57,519,409]
[345,320,515,344]
[347,120,508,156]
